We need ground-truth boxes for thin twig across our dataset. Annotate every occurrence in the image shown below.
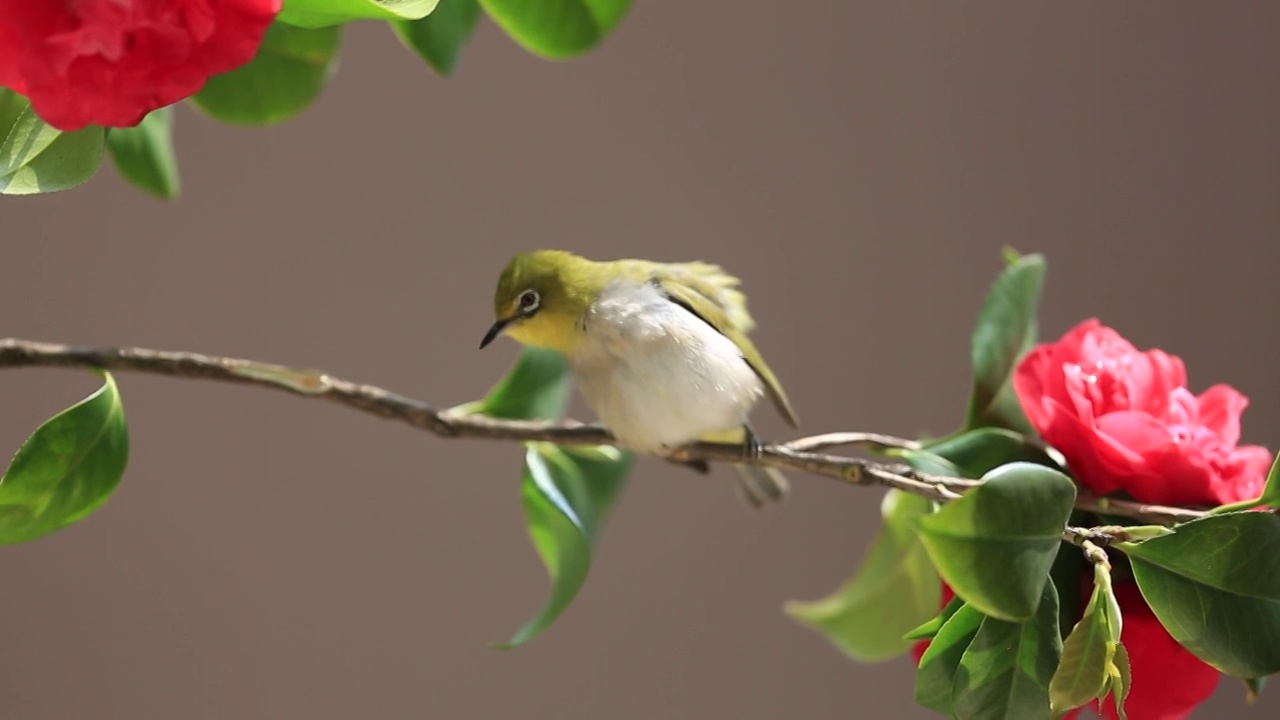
[1073,492,1206,524]
[0,338,1210,525]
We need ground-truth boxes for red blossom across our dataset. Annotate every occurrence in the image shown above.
[1012,318,1271,507]
[0,0,281,131]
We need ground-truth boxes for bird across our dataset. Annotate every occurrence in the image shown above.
[478,249,799,507]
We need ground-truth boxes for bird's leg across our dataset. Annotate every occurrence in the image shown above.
[740,422,764,463]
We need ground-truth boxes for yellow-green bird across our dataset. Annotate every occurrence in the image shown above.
[479,249,799,507]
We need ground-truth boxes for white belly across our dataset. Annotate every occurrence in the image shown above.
[569,280,765,454]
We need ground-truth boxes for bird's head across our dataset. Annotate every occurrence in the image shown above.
[480,249,601,354]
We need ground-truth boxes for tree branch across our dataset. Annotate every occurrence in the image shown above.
[0,338,1208,525]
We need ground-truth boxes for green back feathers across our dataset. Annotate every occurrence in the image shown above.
[618,258,800,429]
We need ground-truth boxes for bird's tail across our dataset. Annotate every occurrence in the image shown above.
[731,464,790,509]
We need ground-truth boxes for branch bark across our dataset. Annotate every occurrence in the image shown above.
[0,338,1208,525]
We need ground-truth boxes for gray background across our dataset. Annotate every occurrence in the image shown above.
[3,2,1278,718]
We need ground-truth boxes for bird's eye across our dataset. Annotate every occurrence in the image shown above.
[518,290,540,311]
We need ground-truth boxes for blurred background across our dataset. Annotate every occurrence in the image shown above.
[4,2,1279,718]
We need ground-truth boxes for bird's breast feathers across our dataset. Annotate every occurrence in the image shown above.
[568,279,764,453]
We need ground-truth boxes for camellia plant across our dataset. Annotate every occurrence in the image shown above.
[2,251,1278,719]
[3,3,1279,720]
[0,0,631,197]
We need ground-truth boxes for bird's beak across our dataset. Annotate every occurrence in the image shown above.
[479,316,514,349]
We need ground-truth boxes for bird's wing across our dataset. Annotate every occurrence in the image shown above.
[656,261,756,332]
[646,265,800,428]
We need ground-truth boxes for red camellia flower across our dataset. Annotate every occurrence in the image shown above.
[1012,318,1271,507]
[0,0,282,131]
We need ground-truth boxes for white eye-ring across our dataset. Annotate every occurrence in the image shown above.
[518,289,540,312]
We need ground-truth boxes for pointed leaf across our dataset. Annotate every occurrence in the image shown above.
[951,580,1063,720]
[392,0,482,75]
[1048,536,1085,639]
[1117,512,1280,677]
[915,602,984,715]
[473,347,572,421]
[0,372,129,543]
[923,426,1062,479]
[1049,585,1114,713]
[1245,676,1265,705]
[495,443,630,648]
[784,490,940,662]
[904,594,966,642]
[191,22,342,126]
[983,381,1036,436]
[1105,641,1131,720]
[898,448,961,476]
[469,346,619,648]
[1260,453,1280,509]
[279,0,441,27]
[480,0,631,59]
[106,107,179,200]
[916,462,1076,621]
[0,89,59,177]
[966,253,1045,432]
[0,89,104,195]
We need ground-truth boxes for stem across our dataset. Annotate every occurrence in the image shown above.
[1206,497,1263,515]
[0,338,1211,525]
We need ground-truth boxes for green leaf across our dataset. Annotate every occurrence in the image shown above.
[898,448,961,476]
[1048,536,1085,639]
[983,379,1036,436]
[278,0,441,27]
[965,252,1045,432]
[915,602,984,715]
[480,0,631,59]
[106,107,179,200]
[951,580,1063,720]
[916,462,1076,622]
[470,347,572,421]
[392,0,482,75]
[0,89,58,177]
[1106,641,1131,720]
[0,372,129,543]
[466,348,622,648]
[0,89,105,195]
[495,442,630,648]
[1117,511,1280,677]
[191,22,342,126]
[784,490,940,662]
[1245,676,1265,705]
[1049,574,1120,715]
[904,594,965,642]
[923,426,1062,479]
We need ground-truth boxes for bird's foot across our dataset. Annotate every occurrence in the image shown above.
[655,442,712,475]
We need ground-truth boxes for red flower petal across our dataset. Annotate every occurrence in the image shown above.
[1011,319,1270,507]
[0,0,281,131]
[1197,384,1248,447]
